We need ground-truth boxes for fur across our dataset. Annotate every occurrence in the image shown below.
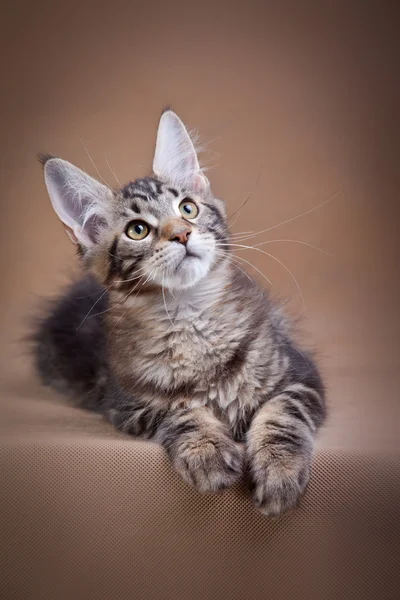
[31,110,326,517]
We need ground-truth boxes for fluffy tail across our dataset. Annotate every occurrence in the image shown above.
[30,276,109,412]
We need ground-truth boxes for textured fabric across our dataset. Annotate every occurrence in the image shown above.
[1,382,400,600]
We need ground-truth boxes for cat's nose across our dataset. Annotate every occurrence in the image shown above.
[170,229,191,245]
[162,218,193,245]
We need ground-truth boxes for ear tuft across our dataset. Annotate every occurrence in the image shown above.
[43,158,112,248]
[37,152,56,167]
[152,110,209,194]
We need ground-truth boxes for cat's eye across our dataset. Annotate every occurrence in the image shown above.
[179,199,199,219]
[126,220,150,240]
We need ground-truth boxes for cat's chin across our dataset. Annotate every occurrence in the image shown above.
[157,255,212,291]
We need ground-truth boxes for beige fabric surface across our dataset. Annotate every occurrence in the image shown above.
[1,378,399,600]
[1,375,400,600]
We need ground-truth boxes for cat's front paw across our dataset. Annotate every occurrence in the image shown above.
[171,436,244,493]
[247,448,311,518]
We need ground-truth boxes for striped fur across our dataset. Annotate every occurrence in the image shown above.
[33,111,326,516]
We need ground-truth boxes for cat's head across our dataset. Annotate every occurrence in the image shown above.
[41,110,229,292]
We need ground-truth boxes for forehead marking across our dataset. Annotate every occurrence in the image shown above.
[130,202,141,213]
[121,178,164,200]
[131,193,149,201]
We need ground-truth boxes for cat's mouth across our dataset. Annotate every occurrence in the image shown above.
[184,248,200,259]
[173,248,201,272]
[157,237,215,290]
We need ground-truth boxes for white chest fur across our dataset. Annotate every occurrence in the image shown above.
[111,269,269,430]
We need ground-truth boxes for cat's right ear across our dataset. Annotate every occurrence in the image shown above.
[40,157,113,248]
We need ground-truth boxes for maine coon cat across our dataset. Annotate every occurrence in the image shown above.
[33,109,326,517]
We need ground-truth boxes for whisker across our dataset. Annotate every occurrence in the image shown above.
[230,230,254,238]
[114,272,147,285]
[90,271,150,321]
[85,304,118,320]
[223,252,272,287]
[79,138,111,189]
[108,269,155,333]
[126,265,160,305]
[253,239,332,256]
[226,164,264,221]
[76,261,150,325]
[114,265,148,284]
[105,153,122,187]
[229,261,254,283]
[162,275,175,332]
[213,250,268,287]
[120,275,147,304]
[73,288,112,299]
[76,284,113,330]
[141,270,157,287]
[218,242,306,314]
[85,269,152,320]
[220,239,332,256]
[230,190,342,242]
[228,211,243,230]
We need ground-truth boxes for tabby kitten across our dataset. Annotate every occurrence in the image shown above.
[33,109,326,517]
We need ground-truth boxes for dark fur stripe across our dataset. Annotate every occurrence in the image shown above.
[106,237,121,283]
[232,406,257,442]
[121,176,165,200]
[160,413,197,452]
[286,389,324,427]
[208,227,227,243]
[104,378,168,438]
[150,178,163,195]
[281,398,310,425]
[111,406,167,438]
[169,420,198,438]
[203,202,223,221]
[114,258,143,293]
[265,431,303,450]
[134,177,163,197]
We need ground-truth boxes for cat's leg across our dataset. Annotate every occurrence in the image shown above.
[103,379,168,438]
[106,404,167,438]
[105,388,243,491]
[246,358,326,517]
[157,407,244,493]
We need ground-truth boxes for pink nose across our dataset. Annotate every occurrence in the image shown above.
[170,229,191,245]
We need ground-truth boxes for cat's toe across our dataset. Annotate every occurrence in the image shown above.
[249,458,310,518]
[175,439,244,493]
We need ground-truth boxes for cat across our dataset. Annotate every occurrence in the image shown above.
[32,109,326,517]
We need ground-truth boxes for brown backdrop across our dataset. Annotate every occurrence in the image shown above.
[1,1,399,598]
[1,0,399,448]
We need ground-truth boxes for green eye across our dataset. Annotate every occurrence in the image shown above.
[126,220,150,240]
[179,200,199,219]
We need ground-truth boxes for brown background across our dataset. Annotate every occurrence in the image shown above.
[1,0,399,449]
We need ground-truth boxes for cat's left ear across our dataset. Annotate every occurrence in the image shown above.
[153,110,209,194]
